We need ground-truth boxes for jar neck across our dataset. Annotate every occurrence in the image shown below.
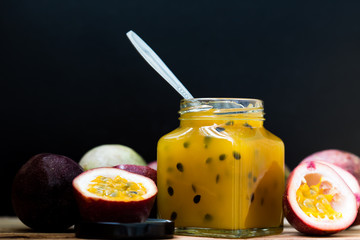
[179,98,265,127]
[179,118,264,128]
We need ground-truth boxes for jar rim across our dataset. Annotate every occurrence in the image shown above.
[179,98,264,119]
[181,97,263,103]
[180,98,264,109]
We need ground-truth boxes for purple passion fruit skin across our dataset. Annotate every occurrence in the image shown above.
[147,161,157,170]
[12,153,83,232]
[283,161,358,236]
[72,167,157,223]
[302,149,360,185]
[113,164,157,185]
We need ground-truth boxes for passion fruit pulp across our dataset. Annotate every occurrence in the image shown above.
[283,161,358,235]
[301,149,360,225]
[113,164,158,219]
[73,167,157,223]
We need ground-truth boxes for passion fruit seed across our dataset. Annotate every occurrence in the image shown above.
[233,151,241,160]
[191,184,196,193]
[183,142,190,148]
[225,121,234,126]
[219,154,226,161]
[204,214,213,221]
[215,127,225,132]
[253,176,257,183]
[167,186,174,196]
[87,175,146,201]
[204,136,212,148]
[205,157,212,164]
[170,212,177,220]
[216,174,220,183]
[176,163,184,172]
[296,177,342,219]
[251,193,255,203]
[243,122,253,129]
[193,195,201,204]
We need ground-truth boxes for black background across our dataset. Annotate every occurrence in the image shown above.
[2,1,360,216]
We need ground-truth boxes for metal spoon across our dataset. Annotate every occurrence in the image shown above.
[126,30,194,99]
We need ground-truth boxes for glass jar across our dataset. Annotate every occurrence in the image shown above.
[157,98,284,238]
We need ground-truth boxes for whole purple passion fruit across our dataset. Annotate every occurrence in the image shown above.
[302,149,360,185]
[113,164,157,185]
[12,153,83,231]
[147,161,157,170]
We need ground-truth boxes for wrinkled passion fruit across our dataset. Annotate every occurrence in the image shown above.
[73,167,157,223]
[283,161,358,235]
[12,153,83,231]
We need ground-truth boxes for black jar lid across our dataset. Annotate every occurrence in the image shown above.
[75,219,174,239]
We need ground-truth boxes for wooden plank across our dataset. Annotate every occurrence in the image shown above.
[1,217,360,239]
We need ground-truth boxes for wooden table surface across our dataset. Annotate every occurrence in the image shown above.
[1,216,360,239]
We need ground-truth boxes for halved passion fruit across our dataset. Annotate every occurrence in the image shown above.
[283,161,358,235]
[73,167,157,223]
[301,150,360,226]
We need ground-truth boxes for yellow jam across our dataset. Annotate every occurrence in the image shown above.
[87,176,146,201]
[157,99,284,234]
[297,177,342,219]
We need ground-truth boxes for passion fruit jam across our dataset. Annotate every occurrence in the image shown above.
[87,176,147,201]
[157,98,285,238]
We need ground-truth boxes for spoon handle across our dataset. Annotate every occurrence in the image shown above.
[126,31,194,99]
